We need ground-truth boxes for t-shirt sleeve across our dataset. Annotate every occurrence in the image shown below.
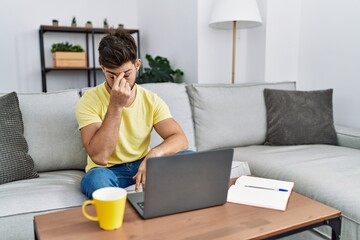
[75,94,103,129]
[153,95,172,125]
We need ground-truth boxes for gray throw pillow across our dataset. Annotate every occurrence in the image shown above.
[263,88,338,146]
[0,92,38,184]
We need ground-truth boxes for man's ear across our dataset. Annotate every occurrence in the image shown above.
[100,65,106,73]
[135,59,142,71]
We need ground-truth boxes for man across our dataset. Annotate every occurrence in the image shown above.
[76,28,189,199]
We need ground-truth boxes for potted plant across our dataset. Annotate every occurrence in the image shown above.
[51,42,86,67]
[52,19,59,27]
[136,54,184,84]
[103,18,109,28]
[71,17,77,27]
[85,21,92,28]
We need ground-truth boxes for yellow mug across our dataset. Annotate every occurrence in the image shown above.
[82,187,127,230]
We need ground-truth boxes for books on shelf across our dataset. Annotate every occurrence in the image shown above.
[227,175,294,211]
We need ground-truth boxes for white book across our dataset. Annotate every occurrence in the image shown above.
[227,176,294,211]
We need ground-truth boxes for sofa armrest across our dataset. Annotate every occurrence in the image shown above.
[335,125,360,150]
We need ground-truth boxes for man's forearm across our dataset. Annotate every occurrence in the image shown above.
[86,106,122,165]
[152,133,189,156]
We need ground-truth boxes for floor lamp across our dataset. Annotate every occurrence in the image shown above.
[209,0,262,84]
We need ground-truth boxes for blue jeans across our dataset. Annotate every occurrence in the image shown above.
[81,150,194,199]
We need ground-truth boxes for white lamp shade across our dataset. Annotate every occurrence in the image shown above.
[209,0,262,29]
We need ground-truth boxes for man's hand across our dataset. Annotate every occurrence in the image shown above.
[109,73,131,109]
[133,148,164,192]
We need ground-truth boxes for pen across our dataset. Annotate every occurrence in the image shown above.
[244,185,288,192]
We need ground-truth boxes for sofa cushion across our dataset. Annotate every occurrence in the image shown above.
[233,144,360,240]
[335,125,360,150]
[186,82,296,151]
[0,170,86,218]
[16,90,87,172]
[0,92,38,184]
[141,83,196,150]
[264,89,338,146]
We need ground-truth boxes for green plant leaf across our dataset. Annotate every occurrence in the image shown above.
[137,54,183,84]
[50,42,84,53]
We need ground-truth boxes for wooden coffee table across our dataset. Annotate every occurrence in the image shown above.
[34,190,341,240]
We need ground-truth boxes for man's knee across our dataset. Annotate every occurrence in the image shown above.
[81,168,118,198]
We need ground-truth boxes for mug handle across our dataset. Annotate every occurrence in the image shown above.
[82,200,98,221]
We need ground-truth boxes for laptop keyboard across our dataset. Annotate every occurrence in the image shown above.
[137,201,145,209]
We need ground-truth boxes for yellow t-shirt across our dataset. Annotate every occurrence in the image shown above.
[76,83,172,172]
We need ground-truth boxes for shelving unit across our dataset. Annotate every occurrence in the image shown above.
[39,25,140,92]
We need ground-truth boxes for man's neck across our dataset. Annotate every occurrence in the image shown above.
[125,84,137,108]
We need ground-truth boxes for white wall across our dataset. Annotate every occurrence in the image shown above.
[245,0,267,83]
[257,0,360,128]
[198,0,266,84]
[263,0,301,83]
[198,0,232,84]
[137,0,197,84]
[297,0,360,128]
[1,0,360,128]
[0,0,138,93]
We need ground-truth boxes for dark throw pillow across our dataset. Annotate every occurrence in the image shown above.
[0,92,38,185]
[263,88,338,146]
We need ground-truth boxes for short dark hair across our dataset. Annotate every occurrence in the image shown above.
[98,28,137,68]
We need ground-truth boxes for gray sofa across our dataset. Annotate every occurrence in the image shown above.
[1,81,359,239]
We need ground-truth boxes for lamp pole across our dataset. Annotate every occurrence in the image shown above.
[232,21,237,84]
[209,0,262,85]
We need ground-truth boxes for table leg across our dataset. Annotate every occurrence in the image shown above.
[326,217,342,240]
[262,216,342,240]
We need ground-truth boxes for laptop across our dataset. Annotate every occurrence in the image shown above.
[127,149,234,219]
